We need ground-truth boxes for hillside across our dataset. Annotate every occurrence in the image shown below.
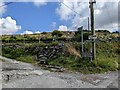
[1,30,119,74]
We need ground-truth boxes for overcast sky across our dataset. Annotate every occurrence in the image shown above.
[0,0,119,35]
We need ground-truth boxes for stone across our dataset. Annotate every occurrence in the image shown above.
[34,44,64,65]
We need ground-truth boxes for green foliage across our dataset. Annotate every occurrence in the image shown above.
[48,56,76,67]
[51,41,60,45]
[40,37,53,42]
[72,32,91,42]
[112,31,119,34]
[2,45,36,64]
[52,30,63,37]
[41,32,48,34]
[48,55,118,74]
[47,41,119,74]
[2,47,25,59]
[0,59,2,62]
[97,58,118,71]
[1,35,119,74]
[9,35,17,42]
[16,55,36,64]
[96,30,111,33]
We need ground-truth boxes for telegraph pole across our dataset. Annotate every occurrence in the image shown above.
[88,17,90,31]
[78,26,84,57]
[89,0,96,61]
[81,27,83,57]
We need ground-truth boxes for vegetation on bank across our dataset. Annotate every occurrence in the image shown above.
[1,30,119,74]
[48,41,119,74]
[0,59,4,62]
[2,40,119,74]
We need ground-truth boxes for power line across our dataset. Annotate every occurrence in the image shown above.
[0,2,14,8]
[58,0,90,30]
[58,0,83,17]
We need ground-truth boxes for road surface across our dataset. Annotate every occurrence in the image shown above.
[0,56,119,88]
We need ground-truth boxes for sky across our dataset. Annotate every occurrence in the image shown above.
[0,0,119,35]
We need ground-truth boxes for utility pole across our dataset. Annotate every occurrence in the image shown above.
[89,0,96,61]
[81,27,83,57]
[88,17,90,31]
[78,26,83,57]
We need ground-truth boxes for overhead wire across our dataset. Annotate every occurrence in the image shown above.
[58,0,83,17]
[1,1,92,30]
[0,2,14,8]
[58,0,89,29]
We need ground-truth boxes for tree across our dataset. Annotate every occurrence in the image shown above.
[52,30,63,37]
[112,31,119,34]
[9,35,17,42]
[41,32,47,34]
[72,30,91,42]
[97,30,110,33]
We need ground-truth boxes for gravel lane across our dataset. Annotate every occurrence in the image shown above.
[0,56,119,88]
[0,61,2,90]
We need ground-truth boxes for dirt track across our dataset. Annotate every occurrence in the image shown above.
[0,56,119,88]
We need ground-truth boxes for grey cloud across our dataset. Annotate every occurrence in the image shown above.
[57,1,118,32]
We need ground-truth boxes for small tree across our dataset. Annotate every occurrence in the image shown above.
[9,35,17,42]
[52,30,63,37]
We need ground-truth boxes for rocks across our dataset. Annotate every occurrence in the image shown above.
[49,66,65,72]
[40,65,65,72]
[36,44,64,64]
[2,72,29,82]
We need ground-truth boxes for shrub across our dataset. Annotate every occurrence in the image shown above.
[52,30,63,37]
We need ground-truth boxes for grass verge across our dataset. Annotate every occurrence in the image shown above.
[16,55,36,64]
[48,55,118,74]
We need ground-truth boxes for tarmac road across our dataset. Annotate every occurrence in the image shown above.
[0,56,119,88]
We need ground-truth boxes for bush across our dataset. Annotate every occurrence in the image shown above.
[2,46,25,59]
[52,30,63,37]
[10,48,24,59]
[49,41,59,46]
[71,32,91,42]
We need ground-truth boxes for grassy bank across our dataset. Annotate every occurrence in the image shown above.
[16,55,36,64]
[48,55,118,74]
[2,54,36,64]
[48,41,119,74]
[2,41,119,74]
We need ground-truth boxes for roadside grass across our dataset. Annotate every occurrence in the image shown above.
[16,55,36,64]
[96,57,118,71]
[2,53,36,64]
[2,41,119,74]
[0,59,2,62]
[48,55,118,74]
[0,59,5,62]
[48,41,119,74]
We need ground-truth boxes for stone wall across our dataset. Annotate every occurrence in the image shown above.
[34,44,65,64]
[2,43,65,64]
